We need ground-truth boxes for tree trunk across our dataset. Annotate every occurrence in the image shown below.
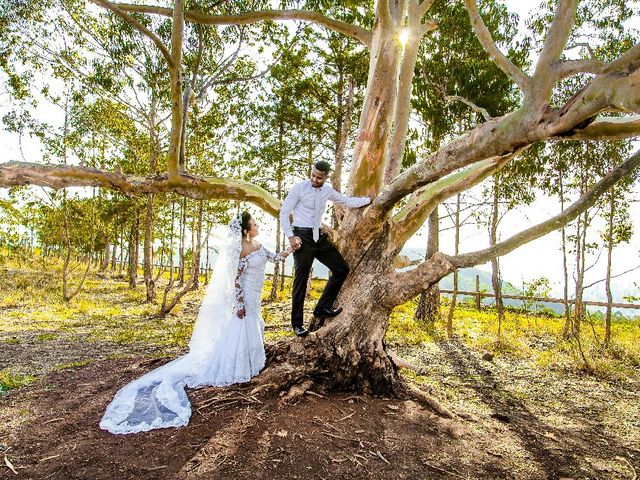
[279,236,286,292]
[204,217,211,285]
[269,154,284,302]
[332,76,354,227]
[262,239,400,396]
[573,209,588,335]
[191,200,204,290]
[445,194,462,337]
[604,188,615,345]
[489,177,505,340]
[305,267,314,299]
[178,196,187,286]
[143,194,156,302]
[415,207,440,323]
[99,238,110,273]
[128,213,139,288]
[559,171,571,337]
[117,226,125,275]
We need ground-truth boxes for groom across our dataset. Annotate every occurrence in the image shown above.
[280,161,371,337]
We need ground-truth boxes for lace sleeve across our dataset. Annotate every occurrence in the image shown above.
[264,246,293,263]
[234,257,248,318]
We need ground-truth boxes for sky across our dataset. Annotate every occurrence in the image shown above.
[0,0,639,301]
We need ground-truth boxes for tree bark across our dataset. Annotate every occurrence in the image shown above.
[178,196,187,285]
[445,195,462,337]
[604,188,615,345]
[559,170,571,337]
[128,212,139,288]
[415,207,440,323]
[489,176,505,340]
[143,194,156,302]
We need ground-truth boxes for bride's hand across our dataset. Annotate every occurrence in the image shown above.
[237,308,246,319]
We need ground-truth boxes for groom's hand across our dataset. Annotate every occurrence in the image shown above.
[288,236,302,251]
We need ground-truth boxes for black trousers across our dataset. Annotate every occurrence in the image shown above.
[291,227,349,328]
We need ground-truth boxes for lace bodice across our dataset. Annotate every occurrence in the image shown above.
[234,245,288,317]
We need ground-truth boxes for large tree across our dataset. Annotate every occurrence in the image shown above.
[2,0,640,404]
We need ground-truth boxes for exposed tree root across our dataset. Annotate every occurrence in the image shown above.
[241,339,454,420]
[398,383,454,419]
[388,350,428,375]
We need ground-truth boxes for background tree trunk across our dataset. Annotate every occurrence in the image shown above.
[128,213,139,289]
[446,194,462,337]
[143,194,156,302]
[489,176,505,341]
[604,188,615,345]
[415,207,440,324]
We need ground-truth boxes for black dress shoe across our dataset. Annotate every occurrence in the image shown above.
[313,307,343,318]
[293,326,309,337]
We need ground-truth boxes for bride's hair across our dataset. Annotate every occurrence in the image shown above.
[240,211,252,237]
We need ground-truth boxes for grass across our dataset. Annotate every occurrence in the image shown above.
[0,369,37,394]
[55,360,93,370]
[1,257,639,383]
[386,297,640,380]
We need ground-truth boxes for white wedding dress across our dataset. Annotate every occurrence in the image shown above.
[100,217,286,434]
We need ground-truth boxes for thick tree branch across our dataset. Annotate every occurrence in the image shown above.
[449,149,640,269]
[384,149,640,306]
[115,4,372,47]
[372,64,640,216]
[552,115,640,141]
[554,58,608,81]
[390,154,515,247]
[536,0,578,68]
[88,0,173,67]
[0,162,281,216]
[603,42,640,75]
[383,253,455,307]
[377,0,393,26]
[529,0,578,103]
[463,0,528,90]
[372,111,519,214]
[416,0,436,19]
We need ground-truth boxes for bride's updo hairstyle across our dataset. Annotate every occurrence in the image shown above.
[240,211,252,238]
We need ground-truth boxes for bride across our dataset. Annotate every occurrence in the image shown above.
[100,212,293,434]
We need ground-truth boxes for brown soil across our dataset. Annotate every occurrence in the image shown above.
[2,340,639,480]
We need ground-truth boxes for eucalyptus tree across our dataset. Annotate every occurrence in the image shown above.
[2,0,640,401]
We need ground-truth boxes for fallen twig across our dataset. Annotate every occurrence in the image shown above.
[3,455,18,475]
[372,450,390,465]
[422,460,466,479]
[146,465,168,471]
[42,417,65,425]
[337,411,356,422]
[305,390,326,398]
[38,455,61,463]
[321,431,349,441]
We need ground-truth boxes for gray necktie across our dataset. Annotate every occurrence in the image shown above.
[313,187,321,242]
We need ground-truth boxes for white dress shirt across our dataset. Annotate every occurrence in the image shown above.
[280,180,371,241]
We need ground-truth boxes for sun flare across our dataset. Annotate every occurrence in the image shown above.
[398,28,410,46]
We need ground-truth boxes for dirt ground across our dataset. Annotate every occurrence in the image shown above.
[1,266,639,479]
[2,337,639,480]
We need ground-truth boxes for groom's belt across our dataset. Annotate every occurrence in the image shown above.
[292,226,315,232]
